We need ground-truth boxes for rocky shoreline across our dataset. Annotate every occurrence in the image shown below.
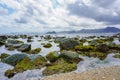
[40,66,120,80]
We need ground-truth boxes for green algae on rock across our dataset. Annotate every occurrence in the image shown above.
[29,48,41,54]
[60,50,82,63]
[75,45,96,52]
[17,44,31,52]
[5,56,47,78]
[58,38,79,50]
[0,53,10,60]
[113,54,120,58]
[5,69,15,78]
[43,58,77,76]
[43,43,52,48]
[2,54,28,66]
[46,51,60,62]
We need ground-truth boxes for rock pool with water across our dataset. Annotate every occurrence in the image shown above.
[0,33,120,80]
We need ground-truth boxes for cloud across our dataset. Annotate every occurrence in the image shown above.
[67,0,120,25]
[0,0,120,33]
[0,7,8,15]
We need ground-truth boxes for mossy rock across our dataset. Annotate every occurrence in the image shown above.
[14,58,33,72]
[20,35,27,39]
[28,36,33,39]
[0,36,7,41]
[2,54,28,66]
[79,39,87,43]
[113,54,120,58]
[43,43,52,48]
[44,35,51,40]
[0,53,10,60]
[7,47,15,51]
[97,43,109,53]
[5,40,23,48]
[108,44,120,51]
[29,48,41,54]
[43,62,77,76]
[0,36,7,46]
[88,40,98,46]
[80,52,107,60]
[0,41,6,46]
[17,44,31,52]
[60,50,82,63]
[27,39,33,42]
[5,69,15,78]
[7,40,23,44]
[5,56,47,78]
[32,56,47,68]
[89,52,107,60]
[75,45,96,52]
[58,38,79,50]
[46,51,60,62]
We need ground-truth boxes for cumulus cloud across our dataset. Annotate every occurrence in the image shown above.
[0,0,120,33]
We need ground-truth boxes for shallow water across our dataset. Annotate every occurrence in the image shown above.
[0,63,13,80]
[1,53,119,80]
[0,33,120,80]
[75,54,120,72]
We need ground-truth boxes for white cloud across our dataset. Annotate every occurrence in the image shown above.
[0,0,119,33]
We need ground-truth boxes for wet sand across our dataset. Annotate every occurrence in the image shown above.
[42,66,120,80]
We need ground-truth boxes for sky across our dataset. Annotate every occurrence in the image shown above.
[0,0,120,33]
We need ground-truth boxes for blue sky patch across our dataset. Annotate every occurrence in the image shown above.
[0,3,15,15]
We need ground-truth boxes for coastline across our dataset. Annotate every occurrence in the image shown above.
[41,66,120,80]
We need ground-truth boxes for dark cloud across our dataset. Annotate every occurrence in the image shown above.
[67,0,120,25]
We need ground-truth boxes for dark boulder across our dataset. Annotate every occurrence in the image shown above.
[57,38,79,50]
[5,40,23,48]
[97,43,109,53]
[17,44,31,52]
[2,54,28,66]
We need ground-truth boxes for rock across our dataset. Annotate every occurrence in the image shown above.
[27,39,33,42]
[29,55,47,61]
[43,50,82,76]
[113,54,120,58]
[0,35,7,41]
[0,36,7,46]
[2,54,28,66]
[17,44,31,52]
[46,51,60,62]
[43,43,52,48]
[0,41,6,46]
[89,52,107,60]
[89,40,98,46]
[5,69,15,78]
[108,43,120,51]
[44,35,51,40]
[28,36,33,39]
[97,43,109,53]
[5,40,24,48]
[5,55,47,78]
[20,35,27,39]
[75,45,96,52]
[57,38,79,50]
[60,50,82,63]
[10,35,19,39]
[7,47,15,51]
[29,48,41,54]
[0,53,10,60]
[43,58,77,76]
[35,35,39,37]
